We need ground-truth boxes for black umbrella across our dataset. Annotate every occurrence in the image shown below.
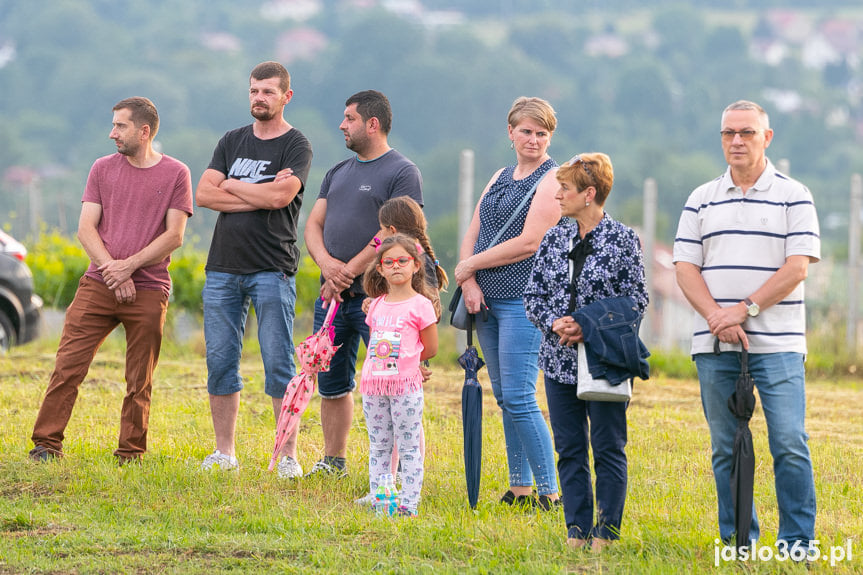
[726,344,757,548]
[459,311,486,509]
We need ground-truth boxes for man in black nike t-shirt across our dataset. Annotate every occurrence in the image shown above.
[195,61,313,478]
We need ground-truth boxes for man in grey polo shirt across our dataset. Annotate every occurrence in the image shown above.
[302,90,423,477]
[673,100,819,553]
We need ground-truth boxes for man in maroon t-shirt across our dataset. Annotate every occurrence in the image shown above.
[29,97,194,465]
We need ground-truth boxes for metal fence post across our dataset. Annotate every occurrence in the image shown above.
[848,173,861,350]
[456,150,475,350]
[642,177,657,347]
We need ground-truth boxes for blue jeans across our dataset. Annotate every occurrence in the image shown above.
[314,295,368,398]
[544,376,628,540]
[475,297,558,496]
[695,351,816,546]
[203,271,297,398]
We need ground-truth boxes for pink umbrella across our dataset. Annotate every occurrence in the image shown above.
[269,301,341,471]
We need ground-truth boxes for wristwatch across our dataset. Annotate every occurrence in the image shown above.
[743,297,760,317]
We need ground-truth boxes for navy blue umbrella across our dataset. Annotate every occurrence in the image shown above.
[726,345,757,548]
[459,313,485,509]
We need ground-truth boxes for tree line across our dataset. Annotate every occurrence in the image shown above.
[2,0,861,276]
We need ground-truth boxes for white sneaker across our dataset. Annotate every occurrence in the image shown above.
[201,450,239,471]
[276,456,303,479]
[354,493,376,507]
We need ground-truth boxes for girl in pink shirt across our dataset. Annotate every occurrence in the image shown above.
[359,234,438,517]
[375,196,447,478]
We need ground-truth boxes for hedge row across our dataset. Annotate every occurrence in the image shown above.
[25,229,322,317]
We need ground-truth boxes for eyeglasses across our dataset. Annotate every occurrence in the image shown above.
[381,256,414,268]
[720,129,761,141]
[565,155,594,180]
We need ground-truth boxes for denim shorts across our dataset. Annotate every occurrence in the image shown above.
[203,270,297,398]
[314,295,368,398]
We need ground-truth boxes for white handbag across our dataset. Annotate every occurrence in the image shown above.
[576,343,632,402]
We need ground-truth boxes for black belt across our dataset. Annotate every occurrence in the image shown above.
[339,289,365,300]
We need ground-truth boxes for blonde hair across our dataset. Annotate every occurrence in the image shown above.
[557,152,614,206]
[507,97,557,133]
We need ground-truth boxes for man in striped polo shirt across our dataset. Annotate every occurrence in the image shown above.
[673,100,819,553]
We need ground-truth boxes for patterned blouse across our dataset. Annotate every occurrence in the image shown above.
[524,214,648,385]
[474,158,557,299]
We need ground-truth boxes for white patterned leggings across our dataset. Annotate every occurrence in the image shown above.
[362,390,424,512]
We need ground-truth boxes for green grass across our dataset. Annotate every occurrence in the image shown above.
[1,336,861,574]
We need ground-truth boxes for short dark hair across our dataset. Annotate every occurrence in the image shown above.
[113,97,159,140]
[346,90,392,134]
[250,61,290,93]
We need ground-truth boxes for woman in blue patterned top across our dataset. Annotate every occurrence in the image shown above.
[524,153,648,551]
[455,97,561,510]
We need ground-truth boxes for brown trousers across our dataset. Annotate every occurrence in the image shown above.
[31,276,168,457]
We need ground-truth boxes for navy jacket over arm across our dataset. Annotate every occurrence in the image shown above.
[572,296,650,386]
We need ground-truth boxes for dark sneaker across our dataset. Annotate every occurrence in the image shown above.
[537,494,563,511]
[29,445,61,462]
[304,458,347,479]
[501,490,541,508]
[513,494,538,509]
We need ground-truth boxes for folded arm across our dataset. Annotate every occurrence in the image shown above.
[220,172,302,210]
[195,169,292,213]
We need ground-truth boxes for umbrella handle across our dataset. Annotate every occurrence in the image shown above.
[323,299,340,328]
[714,337,750,372]
[465,303,487,347]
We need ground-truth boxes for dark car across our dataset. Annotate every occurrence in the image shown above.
[0,230,43,352]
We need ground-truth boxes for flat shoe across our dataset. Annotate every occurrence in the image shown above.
[591,537,614,552]
[567,538,588,550]
[537,494,562,511]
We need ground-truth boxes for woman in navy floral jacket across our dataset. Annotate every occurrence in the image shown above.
[524,153,648,551]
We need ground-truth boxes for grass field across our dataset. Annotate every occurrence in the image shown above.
[0,335,861,574]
